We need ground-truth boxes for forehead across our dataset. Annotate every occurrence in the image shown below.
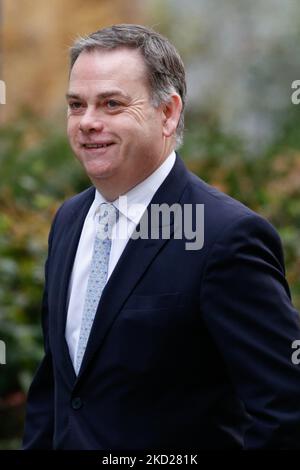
[69,48,149,90]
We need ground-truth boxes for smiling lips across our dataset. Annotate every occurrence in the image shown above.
[82,142,114,149]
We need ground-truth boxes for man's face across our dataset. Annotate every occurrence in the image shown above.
[67,48,170,196]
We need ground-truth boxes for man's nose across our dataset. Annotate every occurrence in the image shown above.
[79,108,105,133]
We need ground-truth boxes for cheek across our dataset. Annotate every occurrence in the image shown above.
[122,108,148,127]
[119,106,159,131]
[67,122,78,143]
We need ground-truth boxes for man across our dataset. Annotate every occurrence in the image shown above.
[23,24,300,450]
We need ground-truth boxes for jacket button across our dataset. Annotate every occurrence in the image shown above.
[71,397,83,410]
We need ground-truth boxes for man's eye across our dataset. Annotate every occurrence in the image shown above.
[106,100,120,109]
[69,102,82,110]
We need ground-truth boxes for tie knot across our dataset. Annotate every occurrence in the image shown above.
[95,203,118,240]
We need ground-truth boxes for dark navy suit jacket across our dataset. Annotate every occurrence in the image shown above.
[23,154,300,449]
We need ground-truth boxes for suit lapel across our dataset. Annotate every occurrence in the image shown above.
[54,188,95,382]
[75,155,190,382]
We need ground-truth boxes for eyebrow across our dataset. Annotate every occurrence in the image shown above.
[65,90,131,101]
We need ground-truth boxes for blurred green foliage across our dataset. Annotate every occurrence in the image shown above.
[0,108,300,448]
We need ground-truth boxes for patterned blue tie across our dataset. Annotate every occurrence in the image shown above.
[75,202,118,375]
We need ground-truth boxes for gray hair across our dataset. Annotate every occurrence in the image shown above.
[69,24,186,148]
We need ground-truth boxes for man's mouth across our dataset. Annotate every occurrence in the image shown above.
[82,143,114,149]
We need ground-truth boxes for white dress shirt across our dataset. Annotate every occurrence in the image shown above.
[65,151,176,366]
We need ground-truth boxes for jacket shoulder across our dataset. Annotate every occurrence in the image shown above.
[183,168,280,247]
[185,169,261,220]
[59,186,95,212]
[53,186,94,220]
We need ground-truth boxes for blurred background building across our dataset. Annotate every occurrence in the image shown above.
[1,0,300,449]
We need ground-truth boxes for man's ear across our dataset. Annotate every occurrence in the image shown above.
[161,94,182,138]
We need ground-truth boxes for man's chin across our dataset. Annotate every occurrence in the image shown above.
[82,161,115,179]
[86,167,117,183]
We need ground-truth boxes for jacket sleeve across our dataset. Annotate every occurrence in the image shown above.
[200,213,300,449]
[22,211,59,450]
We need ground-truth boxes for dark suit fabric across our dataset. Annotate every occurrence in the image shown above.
[23,155,300,450]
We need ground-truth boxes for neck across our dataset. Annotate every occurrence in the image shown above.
[93,143,175,201]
